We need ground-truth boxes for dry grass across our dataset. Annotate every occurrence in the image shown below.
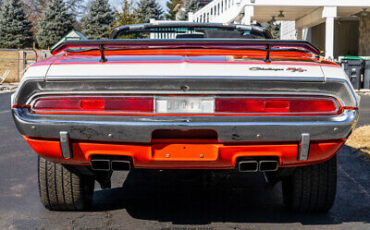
[0,51,19,83]
[0,50,38,83]
[346,125,370,159]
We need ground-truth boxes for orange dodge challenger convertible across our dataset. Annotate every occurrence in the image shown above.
[11,22,359,212]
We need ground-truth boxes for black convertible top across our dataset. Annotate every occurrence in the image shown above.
[51,23,321,61]
[109,22,273,39]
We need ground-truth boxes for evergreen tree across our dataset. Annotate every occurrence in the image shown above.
[112,0,136,34]
[36,0,75,49]
[81,0,114,39]
[135,0,163,23]
[176,0,199,21]
[0,0,33,48]
[165,0,181,20]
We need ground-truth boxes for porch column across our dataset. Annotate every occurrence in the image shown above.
[296,28,303,40]
[188,12,194,22]
[242,5,254,25]
[322,6,337,59]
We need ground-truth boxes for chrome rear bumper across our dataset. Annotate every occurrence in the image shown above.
[13,108,358,143]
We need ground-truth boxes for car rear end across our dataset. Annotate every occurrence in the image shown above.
[13,72,358,170]
[11,23,359,212]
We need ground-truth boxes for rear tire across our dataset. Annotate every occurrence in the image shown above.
[38,157,95,211]
[282,155,337,212]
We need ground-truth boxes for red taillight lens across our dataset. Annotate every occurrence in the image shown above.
[29,96,341,116]
[215,97,339,115]
[33,97,153,113]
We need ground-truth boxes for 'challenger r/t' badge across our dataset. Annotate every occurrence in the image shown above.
[249,67,283,71]
[286,67,307,72]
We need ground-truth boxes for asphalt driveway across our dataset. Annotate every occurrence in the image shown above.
[0,92,369,230]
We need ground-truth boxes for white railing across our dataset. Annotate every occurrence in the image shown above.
[191,0,244,23]
[149,19,200,39]
[150,31,199,39]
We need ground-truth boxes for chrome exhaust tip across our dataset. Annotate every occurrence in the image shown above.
[259,160,279,172]
[111,160,131,171]
[91,159,111,171]
[238,160,258,172]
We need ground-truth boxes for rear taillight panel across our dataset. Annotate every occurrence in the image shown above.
[31,96,153,114]
[215,97,340,115]
[26,95,342,116]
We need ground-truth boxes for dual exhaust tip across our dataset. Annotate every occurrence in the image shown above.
[91,159,131,171]
[238,160,278,172]
[91,159,278,172]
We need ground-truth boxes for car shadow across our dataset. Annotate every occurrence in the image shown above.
[89,167,365,226]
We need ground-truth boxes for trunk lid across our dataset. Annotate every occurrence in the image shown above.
[45,55,325,81]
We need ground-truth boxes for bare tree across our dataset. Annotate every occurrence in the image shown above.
[22,0,87,34]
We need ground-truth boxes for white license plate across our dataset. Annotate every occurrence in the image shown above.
[155,97,215,113]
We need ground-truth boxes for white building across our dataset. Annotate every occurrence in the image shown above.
[189,0,370,59]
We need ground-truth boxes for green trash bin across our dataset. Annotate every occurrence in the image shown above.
[341,56,364,90]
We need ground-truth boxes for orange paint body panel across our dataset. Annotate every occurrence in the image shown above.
[24,136,345,169]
